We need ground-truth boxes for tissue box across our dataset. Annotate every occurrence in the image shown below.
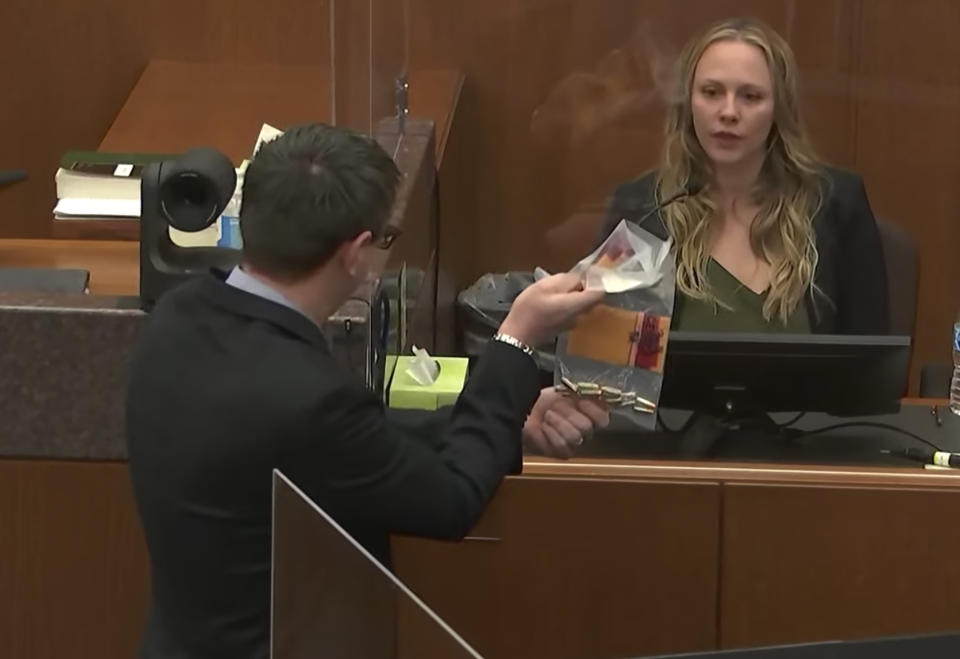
[388,356,469,410]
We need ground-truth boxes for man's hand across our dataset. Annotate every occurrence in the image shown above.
[499,272,604,347]
[522,387,610,459]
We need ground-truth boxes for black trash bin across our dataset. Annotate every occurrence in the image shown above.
[457,271,555,374]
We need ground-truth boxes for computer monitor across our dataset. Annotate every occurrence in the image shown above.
[660,332,911,418]
[648,332,911,457]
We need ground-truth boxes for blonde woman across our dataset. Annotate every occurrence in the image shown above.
[600,17,888,334]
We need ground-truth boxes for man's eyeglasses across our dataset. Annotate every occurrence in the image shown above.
[374,224,402,250]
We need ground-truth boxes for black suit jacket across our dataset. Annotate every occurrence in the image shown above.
[125,272,539,659]
[599,167,890,334]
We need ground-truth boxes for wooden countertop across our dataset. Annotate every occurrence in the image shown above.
[520,454,960,487]
[0,239,137,295]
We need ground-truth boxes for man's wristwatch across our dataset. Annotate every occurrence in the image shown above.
[492,332,537,361]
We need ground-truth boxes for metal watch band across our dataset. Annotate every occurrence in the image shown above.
[492,332,537,361]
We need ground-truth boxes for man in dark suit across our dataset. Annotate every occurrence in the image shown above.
[125,123,607,659]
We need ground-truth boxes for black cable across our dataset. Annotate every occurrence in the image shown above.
[657,409,682,434]
[658,411,805,433]
[775,411,807,428]
[0,170,27,186]
[793,421,943,452]
[656,414,941,455]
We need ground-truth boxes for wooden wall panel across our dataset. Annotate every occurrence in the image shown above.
[98,60,331,163]
[331,0,374,132]
[1,0,147,239]
[394,476,720,659]
[0,0,330,239]
[407,0,860,281]
[393,491,504,659]
[721,482,960,649]
[0,460,149,659]
[853,0,960,384]
[786,0,862,168]
[372,0,410,131]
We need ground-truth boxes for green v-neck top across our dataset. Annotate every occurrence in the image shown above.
[672,259,811,333]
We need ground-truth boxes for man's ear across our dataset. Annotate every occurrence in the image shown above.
[335,231,373,277]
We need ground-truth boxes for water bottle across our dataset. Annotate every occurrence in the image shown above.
[951,315,960,416]
[217,184,243,249]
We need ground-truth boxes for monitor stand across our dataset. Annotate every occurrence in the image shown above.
[675,411,803,458]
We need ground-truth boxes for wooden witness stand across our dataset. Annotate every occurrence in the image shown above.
[392,454,960,658]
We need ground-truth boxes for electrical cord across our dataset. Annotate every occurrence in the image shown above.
[657,410,806,433]
[0,170,27,186]
[791,421,943,452]
[775,412,807,428]
[656,412,942,457]
[656,409,682,434]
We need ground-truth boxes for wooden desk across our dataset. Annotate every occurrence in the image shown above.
[0,239,137,295]
[5,403,960,659]
[51,61,463,241]
[393,453,960,658]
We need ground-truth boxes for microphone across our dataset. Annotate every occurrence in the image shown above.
[882,447,960,468]
[632,182,702,236]
[0,170,27,187]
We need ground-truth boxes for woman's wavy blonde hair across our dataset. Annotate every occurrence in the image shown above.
[657,17,824,324]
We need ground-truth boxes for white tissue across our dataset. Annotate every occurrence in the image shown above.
[534,219,669,293]
[575,219,671,293]
[405,345,440,386]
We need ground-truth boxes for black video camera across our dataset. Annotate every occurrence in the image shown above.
[139,148,240,310]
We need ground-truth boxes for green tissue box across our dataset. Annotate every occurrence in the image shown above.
[388,356,469,410]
